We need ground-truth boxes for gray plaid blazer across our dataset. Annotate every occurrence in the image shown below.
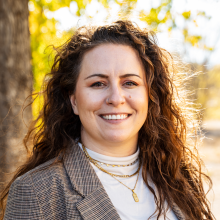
[4,142,186,220]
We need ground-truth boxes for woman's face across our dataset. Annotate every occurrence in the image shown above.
[70,44,148,147]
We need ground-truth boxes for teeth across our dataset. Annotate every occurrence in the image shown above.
[112,115,116,120]
[102,114,129,120]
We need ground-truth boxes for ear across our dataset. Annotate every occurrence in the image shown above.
[69,94,79,115]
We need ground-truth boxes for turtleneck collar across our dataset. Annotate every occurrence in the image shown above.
[78,142,139,176]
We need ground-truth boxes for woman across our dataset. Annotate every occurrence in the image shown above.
[0,20,214,220]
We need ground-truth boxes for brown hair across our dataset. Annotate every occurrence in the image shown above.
[0,20,214,219]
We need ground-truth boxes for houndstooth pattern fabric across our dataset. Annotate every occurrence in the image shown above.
[4,142,186,220]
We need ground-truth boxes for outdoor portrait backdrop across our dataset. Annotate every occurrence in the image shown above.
[0,0,219,218]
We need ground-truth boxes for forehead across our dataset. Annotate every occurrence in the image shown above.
[79,43,145,77]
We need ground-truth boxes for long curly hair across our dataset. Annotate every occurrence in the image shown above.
[0,20,214,219]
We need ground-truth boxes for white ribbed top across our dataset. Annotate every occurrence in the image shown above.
[78,142,178,220]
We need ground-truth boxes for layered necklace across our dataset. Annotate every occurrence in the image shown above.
[82,143,141,202]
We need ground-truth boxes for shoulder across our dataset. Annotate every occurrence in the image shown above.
[4,161,58,220]
[13,157,71,192]
[5,157,79,220]
[8,158,65,197]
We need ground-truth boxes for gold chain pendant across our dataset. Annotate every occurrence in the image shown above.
[132,190,139,202]
[82,143,141,203]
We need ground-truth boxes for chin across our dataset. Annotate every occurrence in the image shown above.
[102,133,132,143]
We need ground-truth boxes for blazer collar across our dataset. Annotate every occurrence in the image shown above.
[63,141,121,220]
[63,141,102,197]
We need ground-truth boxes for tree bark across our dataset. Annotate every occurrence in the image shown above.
[0,0,32,188]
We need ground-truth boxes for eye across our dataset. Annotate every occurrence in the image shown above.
[124,81,138,87]
[91,82,106,87]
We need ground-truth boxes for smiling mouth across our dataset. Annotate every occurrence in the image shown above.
[100,114,131,120]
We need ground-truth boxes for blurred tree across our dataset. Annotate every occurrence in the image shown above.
[0,0,32,187]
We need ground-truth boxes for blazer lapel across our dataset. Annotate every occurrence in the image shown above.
[63,141,121,220]
[76,187,121,220]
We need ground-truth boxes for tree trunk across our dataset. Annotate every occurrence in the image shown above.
[0,0,32,188]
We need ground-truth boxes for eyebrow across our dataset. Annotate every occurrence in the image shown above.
[84,73,141,80]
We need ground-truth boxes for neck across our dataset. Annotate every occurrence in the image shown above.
[81,133,138,157]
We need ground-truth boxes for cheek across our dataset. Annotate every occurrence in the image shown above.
[129,88,148,113]
[76,90,105,114]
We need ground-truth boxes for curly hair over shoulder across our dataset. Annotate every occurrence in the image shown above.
[0,20,214,220]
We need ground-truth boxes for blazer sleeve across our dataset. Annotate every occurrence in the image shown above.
[4,175,44,220]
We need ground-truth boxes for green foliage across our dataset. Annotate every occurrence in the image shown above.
[182,11,191,20]
[197,11,211,19]
[183,29,202,47]
[29,0,85,92]
[29,0,82,117]
[139,1,210,51]
[140,0,172,31]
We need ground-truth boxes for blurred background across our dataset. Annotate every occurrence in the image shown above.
[0,0,220,218]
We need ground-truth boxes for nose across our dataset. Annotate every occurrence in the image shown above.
[106,85,125,106]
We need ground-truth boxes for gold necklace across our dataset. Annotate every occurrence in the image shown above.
[109,167,140,202]
[82,144,141,178]
[91,157,138,168]
[82,144,140,202]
